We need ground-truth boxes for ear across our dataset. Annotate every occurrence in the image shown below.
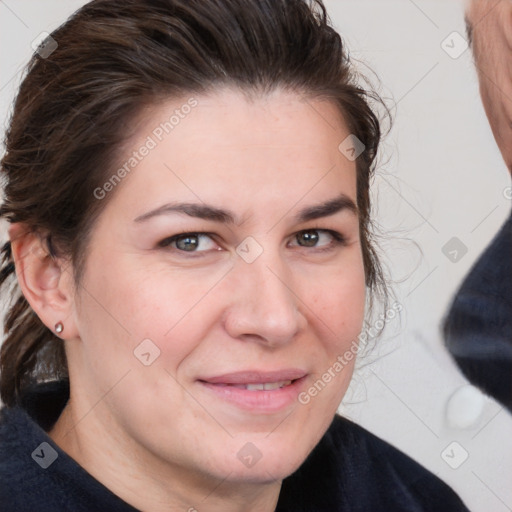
[8,223,79,340]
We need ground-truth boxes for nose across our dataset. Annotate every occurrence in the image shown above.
[222,255,307,347]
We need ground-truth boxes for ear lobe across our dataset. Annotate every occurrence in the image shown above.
[8,223,78,339]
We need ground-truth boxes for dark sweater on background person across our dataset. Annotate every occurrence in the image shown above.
[0,381,470,512]
[443,209,512,412]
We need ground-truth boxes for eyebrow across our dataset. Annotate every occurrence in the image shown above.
[464,14,473,48]
[133,193,358,225]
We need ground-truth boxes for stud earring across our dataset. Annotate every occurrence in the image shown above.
[55,322,64,334]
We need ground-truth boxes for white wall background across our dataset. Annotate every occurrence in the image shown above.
[1,1,511,511]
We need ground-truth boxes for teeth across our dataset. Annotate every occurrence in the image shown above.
[244,380,292,391]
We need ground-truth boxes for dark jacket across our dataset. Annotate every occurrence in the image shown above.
[443,208,512,412]
[0,381,470,511]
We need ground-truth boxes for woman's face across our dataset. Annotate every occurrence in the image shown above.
[66,88,366,484]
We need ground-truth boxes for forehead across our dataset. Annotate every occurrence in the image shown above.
[139,88,350,151]
[105,88,358,218]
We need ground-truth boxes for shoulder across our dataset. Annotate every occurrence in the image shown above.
[0,404,76,511]
[327,415,469,510]
[0,405,53,510]
[0,381,71,509]
[0,404,138,512]
[277,414,470,512]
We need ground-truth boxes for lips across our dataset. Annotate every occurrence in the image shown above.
[199,369,307,385]
[197,369,308,412]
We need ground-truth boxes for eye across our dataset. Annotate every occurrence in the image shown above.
[158,232,219,253]
[291,229,346,251]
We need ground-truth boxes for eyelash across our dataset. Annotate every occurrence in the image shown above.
[157,229,347,256]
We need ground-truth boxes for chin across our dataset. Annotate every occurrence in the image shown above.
[207,435,318,484]
[218,457,305,485]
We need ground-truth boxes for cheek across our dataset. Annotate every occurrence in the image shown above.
[78,254,222,337]
[310,260,366,349]
[306,269,365,411]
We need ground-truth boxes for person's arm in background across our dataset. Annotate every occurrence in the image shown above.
[443,0,512,412]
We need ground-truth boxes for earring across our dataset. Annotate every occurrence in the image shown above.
[55,322,64,334]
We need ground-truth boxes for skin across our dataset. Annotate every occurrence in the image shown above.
[466,0,512,174]
[10,88,366,512]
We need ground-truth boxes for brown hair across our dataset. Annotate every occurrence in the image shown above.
[0,0,387,407]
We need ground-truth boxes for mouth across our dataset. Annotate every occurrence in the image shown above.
[216,380,294,391]
[197,370,307,412]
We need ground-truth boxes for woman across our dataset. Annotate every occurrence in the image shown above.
[0,0,469,510]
